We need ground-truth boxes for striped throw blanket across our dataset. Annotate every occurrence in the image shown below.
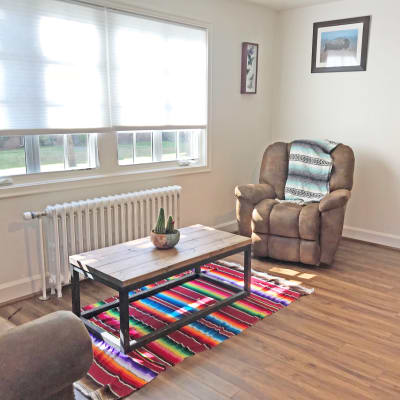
[283,139,339,204]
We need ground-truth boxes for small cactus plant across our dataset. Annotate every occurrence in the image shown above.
[153,209,177,234]
[154,208,166,234]
[151,208,180,248]
[166,216,175,234]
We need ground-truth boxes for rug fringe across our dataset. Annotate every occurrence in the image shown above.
[216,260,314,295]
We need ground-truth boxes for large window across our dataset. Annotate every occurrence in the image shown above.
[0,0,208,180]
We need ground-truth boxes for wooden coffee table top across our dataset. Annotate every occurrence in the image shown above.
[69,224,251,288]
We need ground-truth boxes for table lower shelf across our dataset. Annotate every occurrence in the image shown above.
[81,271,249,354]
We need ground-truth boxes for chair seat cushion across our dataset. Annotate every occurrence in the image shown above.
[252,201,320,241]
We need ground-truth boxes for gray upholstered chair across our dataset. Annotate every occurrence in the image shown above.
[235,141,355,266]
[0,311,93,400]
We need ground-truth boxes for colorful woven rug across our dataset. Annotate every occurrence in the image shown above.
[75,263,306,399]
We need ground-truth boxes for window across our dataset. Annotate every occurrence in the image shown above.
[117,129,202,166]
[0,136,26,177]
[0,0,208,180]
[0,134,97,176]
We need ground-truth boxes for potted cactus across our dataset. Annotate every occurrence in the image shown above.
[150,208,180,249]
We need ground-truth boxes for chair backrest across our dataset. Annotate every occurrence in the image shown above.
[259,141,355,200]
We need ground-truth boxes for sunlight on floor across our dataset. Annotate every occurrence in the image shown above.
[269,267,317,280]
[269,267,300,276]
[297,273,316,280]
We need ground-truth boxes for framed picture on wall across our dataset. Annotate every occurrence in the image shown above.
[241,42,258,93]
[311,16,371,73]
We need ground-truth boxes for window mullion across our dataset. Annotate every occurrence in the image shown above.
[177,131,180,160]
[63,135,70,170]
[132,132,136,164]
[192,130,200,160]
[88,133,98,168]
[152,131,162,162]
[25,135,41,173]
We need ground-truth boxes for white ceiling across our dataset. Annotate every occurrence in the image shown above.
[244,0,343,11]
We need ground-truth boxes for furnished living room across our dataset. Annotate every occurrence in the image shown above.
[0,0,399,399]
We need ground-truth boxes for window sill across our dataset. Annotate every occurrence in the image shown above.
[0,162,211,199]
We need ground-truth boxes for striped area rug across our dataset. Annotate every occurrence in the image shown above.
[75,263,304,399]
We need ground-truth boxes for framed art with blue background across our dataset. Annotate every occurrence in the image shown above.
[241,42,258,94]
[312,16,371,73]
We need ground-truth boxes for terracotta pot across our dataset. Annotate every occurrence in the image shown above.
[150,230,180,249]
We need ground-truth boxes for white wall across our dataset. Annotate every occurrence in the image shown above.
[0,0,277,303]
[272,0,400,248]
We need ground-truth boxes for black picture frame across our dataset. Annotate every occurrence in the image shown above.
[311,16,371,73]
[241,42,259,94]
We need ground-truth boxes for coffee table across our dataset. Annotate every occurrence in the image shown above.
[70,224,252,354]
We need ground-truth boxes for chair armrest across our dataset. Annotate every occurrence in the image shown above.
[319,189,351,212]
[235,183,275,205]
[0,311,93,400]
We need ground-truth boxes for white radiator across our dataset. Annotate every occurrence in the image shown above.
[24,185,181,298]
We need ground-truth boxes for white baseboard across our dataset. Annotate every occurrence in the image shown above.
[0,274,42,305]
[214,220,237,233]
[342,225,400,249]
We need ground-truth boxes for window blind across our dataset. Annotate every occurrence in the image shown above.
[107,11,208,129]
[0,0,208,135]
[0,0,109,133]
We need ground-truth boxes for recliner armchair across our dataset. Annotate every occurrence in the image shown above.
[235,141,355,266]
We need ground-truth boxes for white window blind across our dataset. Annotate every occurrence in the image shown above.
[0,0,109,133]
[0,0,208,135]
[108,11,208,129]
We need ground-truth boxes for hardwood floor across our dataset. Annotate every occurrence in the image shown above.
[1,238,400,400]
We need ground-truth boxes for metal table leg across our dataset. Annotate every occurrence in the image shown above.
[119,288,130,354]
[244,244,252,294]
[71,267,81,317]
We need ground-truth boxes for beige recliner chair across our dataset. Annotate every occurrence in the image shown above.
[235,142,355,266]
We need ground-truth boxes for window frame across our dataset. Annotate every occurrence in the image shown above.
[0,1,212,197]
